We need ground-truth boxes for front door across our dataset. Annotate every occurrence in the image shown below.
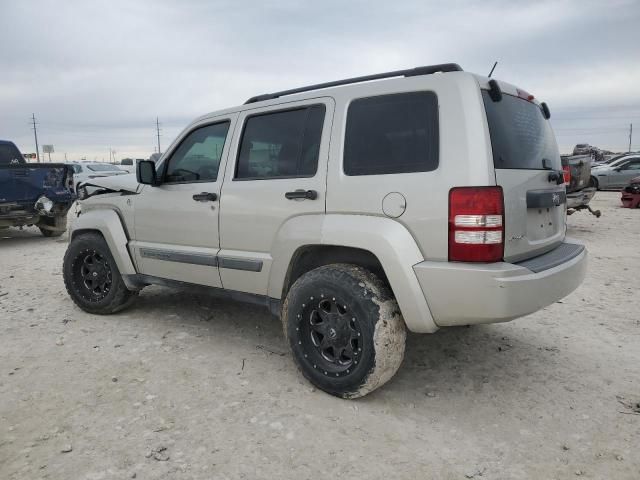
[131,116,236,287]
[218,99,333,295]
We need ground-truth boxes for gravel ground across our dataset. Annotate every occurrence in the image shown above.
[1,191,639,479]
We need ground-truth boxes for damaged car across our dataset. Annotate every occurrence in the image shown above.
[0,140,75,237]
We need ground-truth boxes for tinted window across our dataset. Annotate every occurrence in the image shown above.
[0,143,24,166]
[236,105,325,179]
[482,91,560,170]
[165,122,230,183]
[344,92,438,176]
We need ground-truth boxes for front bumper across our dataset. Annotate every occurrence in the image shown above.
[414,241,587,327]
[567,187,596,208]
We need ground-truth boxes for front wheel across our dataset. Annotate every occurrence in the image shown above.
[589,176,599,189]
[282,264,406,399]
[63,232,137,314]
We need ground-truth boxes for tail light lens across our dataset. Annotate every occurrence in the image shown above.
[449,186,504,262]
[562,165,571,184]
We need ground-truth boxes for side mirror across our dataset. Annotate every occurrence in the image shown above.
[137,160,158,185]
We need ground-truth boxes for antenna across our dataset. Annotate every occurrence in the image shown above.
[488,61,498,78]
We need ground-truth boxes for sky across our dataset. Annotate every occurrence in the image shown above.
[1,0,639,162]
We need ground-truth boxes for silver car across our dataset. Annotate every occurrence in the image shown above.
[591,155,640,189]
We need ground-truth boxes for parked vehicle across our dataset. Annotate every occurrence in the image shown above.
[573,143,591,155]
[590,154,640,190]
[0,140,75,237]
[561,155,600,217]
[621,176,640,208]
[62,64,587,397]
[70,162,128,192]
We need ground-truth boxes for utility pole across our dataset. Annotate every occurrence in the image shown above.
[629,123,633,152]
[31,113,40,163]
[156,117,162,155]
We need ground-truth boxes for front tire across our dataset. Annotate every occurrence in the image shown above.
[282,264,406,399]
[63,232,137,314]
[589,176,599,190]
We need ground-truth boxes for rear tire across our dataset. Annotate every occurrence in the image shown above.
[282,264,406,399]
[63,232,137,314]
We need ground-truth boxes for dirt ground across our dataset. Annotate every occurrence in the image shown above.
[1,191,638,480]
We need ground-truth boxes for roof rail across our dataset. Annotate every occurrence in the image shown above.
[244,63,463,104]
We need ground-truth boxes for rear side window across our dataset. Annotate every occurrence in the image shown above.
[482,91,560,170]
[0,143,23,165]
[235,105,326,180]
[344,92,439,176]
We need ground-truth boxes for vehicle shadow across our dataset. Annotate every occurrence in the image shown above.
[0,226,68,245]
[125,286,575,406]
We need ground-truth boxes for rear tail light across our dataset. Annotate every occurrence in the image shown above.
[448,187,504,262]
[562,165,571,184]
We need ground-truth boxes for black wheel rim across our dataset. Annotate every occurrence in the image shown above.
[297,295,362,377]
[72,249,113,301]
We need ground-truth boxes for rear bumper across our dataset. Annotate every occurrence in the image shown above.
[567,188,596,208]
[414,241,587,327]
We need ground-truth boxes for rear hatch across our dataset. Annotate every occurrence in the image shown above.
[482,88,565,263]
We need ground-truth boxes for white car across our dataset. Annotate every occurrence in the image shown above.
[67,162,128,191]
[63,63,587,398]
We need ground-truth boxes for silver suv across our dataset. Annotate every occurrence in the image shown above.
[63,63,587,398]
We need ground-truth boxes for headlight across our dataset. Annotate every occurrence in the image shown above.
[35,196,54,213]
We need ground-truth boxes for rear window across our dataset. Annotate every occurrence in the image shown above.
[0,143,23,166]
[344,92,439,176]
[482,91,560,170]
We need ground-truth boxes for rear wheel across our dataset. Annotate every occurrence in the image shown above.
[63,232,137,314]
[282,264,406,398]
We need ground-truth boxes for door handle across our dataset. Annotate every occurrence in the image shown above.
[192,192,218,202]
[285,189,318,200]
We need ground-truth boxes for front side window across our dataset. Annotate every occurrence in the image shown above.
[235,105,325,180]
[344,92,439,176]
[165,122,230,183]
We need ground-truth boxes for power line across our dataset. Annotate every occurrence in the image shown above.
[31,113,40,163]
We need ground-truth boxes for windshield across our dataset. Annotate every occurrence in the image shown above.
[0,144,24,165]
[87,164,121,172]
[482,91,560,170]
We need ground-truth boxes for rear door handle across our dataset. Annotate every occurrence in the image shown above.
[192,192,218,202]
[285,189,317,200]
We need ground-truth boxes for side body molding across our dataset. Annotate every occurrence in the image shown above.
[268,214,438,333]
[70,208,137,277]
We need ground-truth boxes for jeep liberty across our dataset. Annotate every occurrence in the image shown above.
[63,63,587,398]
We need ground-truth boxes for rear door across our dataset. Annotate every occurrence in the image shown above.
[482,90,565,262]
[218,98,332,295]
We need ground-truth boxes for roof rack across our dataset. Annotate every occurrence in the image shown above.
[244,63,463,104]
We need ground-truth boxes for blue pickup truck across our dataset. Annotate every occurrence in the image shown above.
[0,140,75,237]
